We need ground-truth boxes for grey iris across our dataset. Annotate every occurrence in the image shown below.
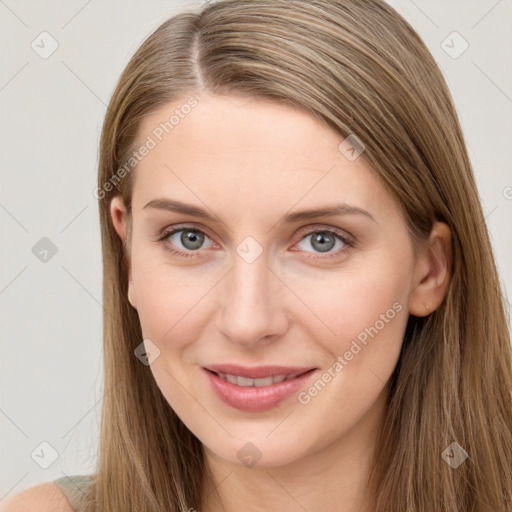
[181,230,204,250]
[311,232,335,253]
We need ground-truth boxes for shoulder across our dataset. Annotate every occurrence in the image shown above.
[0,482,74,512]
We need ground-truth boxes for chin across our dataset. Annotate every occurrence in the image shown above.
[200,424,320,470]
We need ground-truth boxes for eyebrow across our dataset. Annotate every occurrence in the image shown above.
[142,198,376,224]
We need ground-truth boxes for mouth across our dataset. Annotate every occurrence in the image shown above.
[204,364,316,380]
[202,365,318,412]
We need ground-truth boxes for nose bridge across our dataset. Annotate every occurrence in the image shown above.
[216,245,286,346]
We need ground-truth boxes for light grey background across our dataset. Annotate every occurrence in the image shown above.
[1,0,511,501]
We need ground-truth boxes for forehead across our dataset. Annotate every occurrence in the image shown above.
[129,93,398,222]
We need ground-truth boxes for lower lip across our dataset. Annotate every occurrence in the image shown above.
[203,368,317,412]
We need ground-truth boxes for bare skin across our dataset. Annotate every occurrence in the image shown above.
[110,92,451,512]
[0,482,73,512]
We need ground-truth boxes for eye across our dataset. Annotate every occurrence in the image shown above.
[156,225,354,260]
[294,228,354,258]
[157,226,214,257]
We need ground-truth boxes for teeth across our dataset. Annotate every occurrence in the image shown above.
[251,376,273,386]
[237,376,256,387]
[216,372,302,387]
[226,373,238,384]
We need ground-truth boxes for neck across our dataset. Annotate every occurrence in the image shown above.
[200,386,388,512]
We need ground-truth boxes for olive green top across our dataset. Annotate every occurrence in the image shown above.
[53,474,93,511]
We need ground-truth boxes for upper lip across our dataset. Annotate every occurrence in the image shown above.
[204,364,316,379]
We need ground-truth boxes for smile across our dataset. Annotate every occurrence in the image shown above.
[215,372,303,387]
[202,365,317,412]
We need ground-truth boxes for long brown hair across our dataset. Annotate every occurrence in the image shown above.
[84,1,512,510]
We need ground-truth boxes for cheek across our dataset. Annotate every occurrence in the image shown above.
[294,258,411,416]
[289,278,408,450]
[130,249,218,347]
[300,261,411,354]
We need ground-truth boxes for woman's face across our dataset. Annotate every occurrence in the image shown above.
[111,93,424,468]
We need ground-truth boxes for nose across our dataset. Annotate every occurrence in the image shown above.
[216,250,289,348]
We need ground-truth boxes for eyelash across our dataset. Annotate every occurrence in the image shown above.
[155,225,355,260]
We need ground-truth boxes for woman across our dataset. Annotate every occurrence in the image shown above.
[5,0,511,510]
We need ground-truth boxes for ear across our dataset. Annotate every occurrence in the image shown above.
[110,195,137,310]
[409,221,452,317]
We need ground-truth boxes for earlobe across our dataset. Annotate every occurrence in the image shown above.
[409,222,452,317]
[110,195,137,310]
[127,281,137,310]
